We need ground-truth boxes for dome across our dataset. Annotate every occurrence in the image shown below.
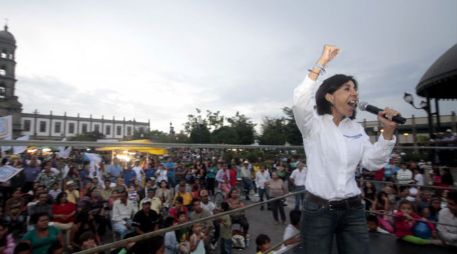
[0,25,16,44]
[416,43,457,99]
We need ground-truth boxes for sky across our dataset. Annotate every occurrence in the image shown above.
[2,0,457,133]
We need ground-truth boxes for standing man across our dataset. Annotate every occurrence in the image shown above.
[289,161,307,210]
[240,161,252,200]
[255,167,271,210]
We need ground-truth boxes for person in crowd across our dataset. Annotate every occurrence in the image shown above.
[441,168,454,187]
[362,181,377,211]
[22,212,63,254]
[227,189,249,238]
[163,217,179,254]
[288,161,307,210]
[64,165,81,191]
[293,45,399,254]
[394,200,440,245]
[437,190,457,247]
[48,183,61,201]
[426,197,442,222]
[5,188,26,219]
[432,167,442,186]
[215,162,230,194]
[22,157,41,193]
[155,165,168,184]
[127,185,140,209]
[383,159,398,182]
[240,161,252,201]
[0,220,16,254]
[277,210,301,253]
[47,241,63,254]
[168,197,188,223]
[156,180,173,212]
[413,168,425,187]
[189,223,206,254]
[189,199,212,251]
[78,232,98,252]
[100,179,113,201]
[115,177,127,193]
[140,188,162,215]
[255,167,270,211]
[227,165,237,190]
[51,192,76,245]
[133,201,160,234]
[107,158,122,182]
[255,234,271,254]
[218,202,232,254]
[174,181,193,208]
[199,189,215,214]
[366,215,389,234]
[28,192,52,223]
[164,158,177,189]
[64,181,79,205]
[132,160,145,188]
[111,191,138,239]
[175,212,191,253]
[205,162,217,196]
[79,163,93,189]
[396,163,414,185]
[35,162,60,191]
[121,165,137,188]
[267,172,287,224]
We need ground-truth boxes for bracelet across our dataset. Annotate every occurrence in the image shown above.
[307,69,320,75]
[314,63,327,73]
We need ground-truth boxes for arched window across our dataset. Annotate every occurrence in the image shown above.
[0,83,5,99]
[0,49,7,59]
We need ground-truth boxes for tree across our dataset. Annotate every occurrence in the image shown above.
[211,126,239,144]
[189,123,211,143]
[258,117,287,145]
[282,107,303,145]
[69,131,105,141]
[227,112,256,144]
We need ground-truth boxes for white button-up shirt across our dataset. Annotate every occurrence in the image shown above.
[290,167,307,187]
[293,76,395,200]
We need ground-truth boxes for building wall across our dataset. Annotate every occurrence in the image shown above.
[20,114,149,140]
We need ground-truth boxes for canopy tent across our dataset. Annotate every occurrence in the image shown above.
[95,139,168,155]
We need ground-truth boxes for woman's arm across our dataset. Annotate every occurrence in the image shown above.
[292,45,339,138]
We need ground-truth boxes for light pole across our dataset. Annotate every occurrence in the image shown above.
[403,92,434,140]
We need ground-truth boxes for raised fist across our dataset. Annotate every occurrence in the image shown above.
[319,44,340,65]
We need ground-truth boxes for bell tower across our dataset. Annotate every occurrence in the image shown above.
[0,24,23,137]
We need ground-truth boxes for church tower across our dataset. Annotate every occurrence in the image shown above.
[0,24,23,137]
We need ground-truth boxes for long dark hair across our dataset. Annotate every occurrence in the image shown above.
[315,74,358,120]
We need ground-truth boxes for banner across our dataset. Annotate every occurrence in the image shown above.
[0,165,22,182]
[0,115,13,152]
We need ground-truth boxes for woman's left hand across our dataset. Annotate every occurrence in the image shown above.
[378,107,399,140]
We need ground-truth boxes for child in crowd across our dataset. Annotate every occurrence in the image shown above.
[219,202,232,254]
[394,200,441,245]
[175,212,190,253]
[255,234,271,254]
[367,214,389,234]
[189,223,206,254]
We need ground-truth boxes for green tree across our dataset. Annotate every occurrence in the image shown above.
[190,124,211,143]
[258,117,287,145]
[282,107,303,145]
[227,112,256,144]
[211,126,239,144]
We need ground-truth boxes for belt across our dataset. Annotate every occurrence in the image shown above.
[306,192,362,210]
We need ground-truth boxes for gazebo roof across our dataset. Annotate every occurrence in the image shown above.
[416,43,457,99]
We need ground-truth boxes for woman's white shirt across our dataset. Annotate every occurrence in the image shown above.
[293,76,396,200]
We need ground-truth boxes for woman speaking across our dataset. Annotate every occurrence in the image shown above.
[293,45,399,254]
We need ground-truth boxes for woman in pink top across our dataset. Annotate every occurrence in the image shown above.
[267,172,287,224]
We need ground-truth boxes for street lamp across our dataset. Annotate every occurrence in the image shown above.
[403,92,434,140]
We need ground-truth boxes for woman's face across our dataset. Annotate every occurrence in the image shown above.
[272,172,278,179]
[400,204,413,215]
[36,215,50,230]
[327,80,358,119]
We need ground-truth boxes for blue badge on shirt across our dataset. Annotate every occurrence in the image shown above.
[343,133,363,139]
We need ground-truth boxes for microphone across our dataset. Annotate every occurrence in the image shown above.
[358,102,406,124]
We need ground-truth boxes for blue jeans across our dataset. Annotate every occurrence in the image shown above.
[241,178,252,199]
[220,238,232,254]
[300,196,369,254]
[294,185,305,210]
[258,188,269,209]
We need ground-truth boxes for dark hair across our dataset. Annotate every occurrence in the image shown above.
[79,231,95,244]
[398,199,414,210]
[366,214,378,224]
[175,196,184,204]
[148,235,164,254]
[289,210,301,226]
[315,74,358,120]
[447,190,457,204]
[54,192,66,205]
[14,242,32,254]
[221,202,230,211]
[255,234,271,251]
[30,212,50,225]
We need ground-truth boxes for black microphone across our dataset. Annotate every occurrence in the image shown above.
[358,102,406,124]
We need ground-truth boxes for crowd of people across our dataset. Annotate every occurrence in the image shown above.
[0,149,456,254]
